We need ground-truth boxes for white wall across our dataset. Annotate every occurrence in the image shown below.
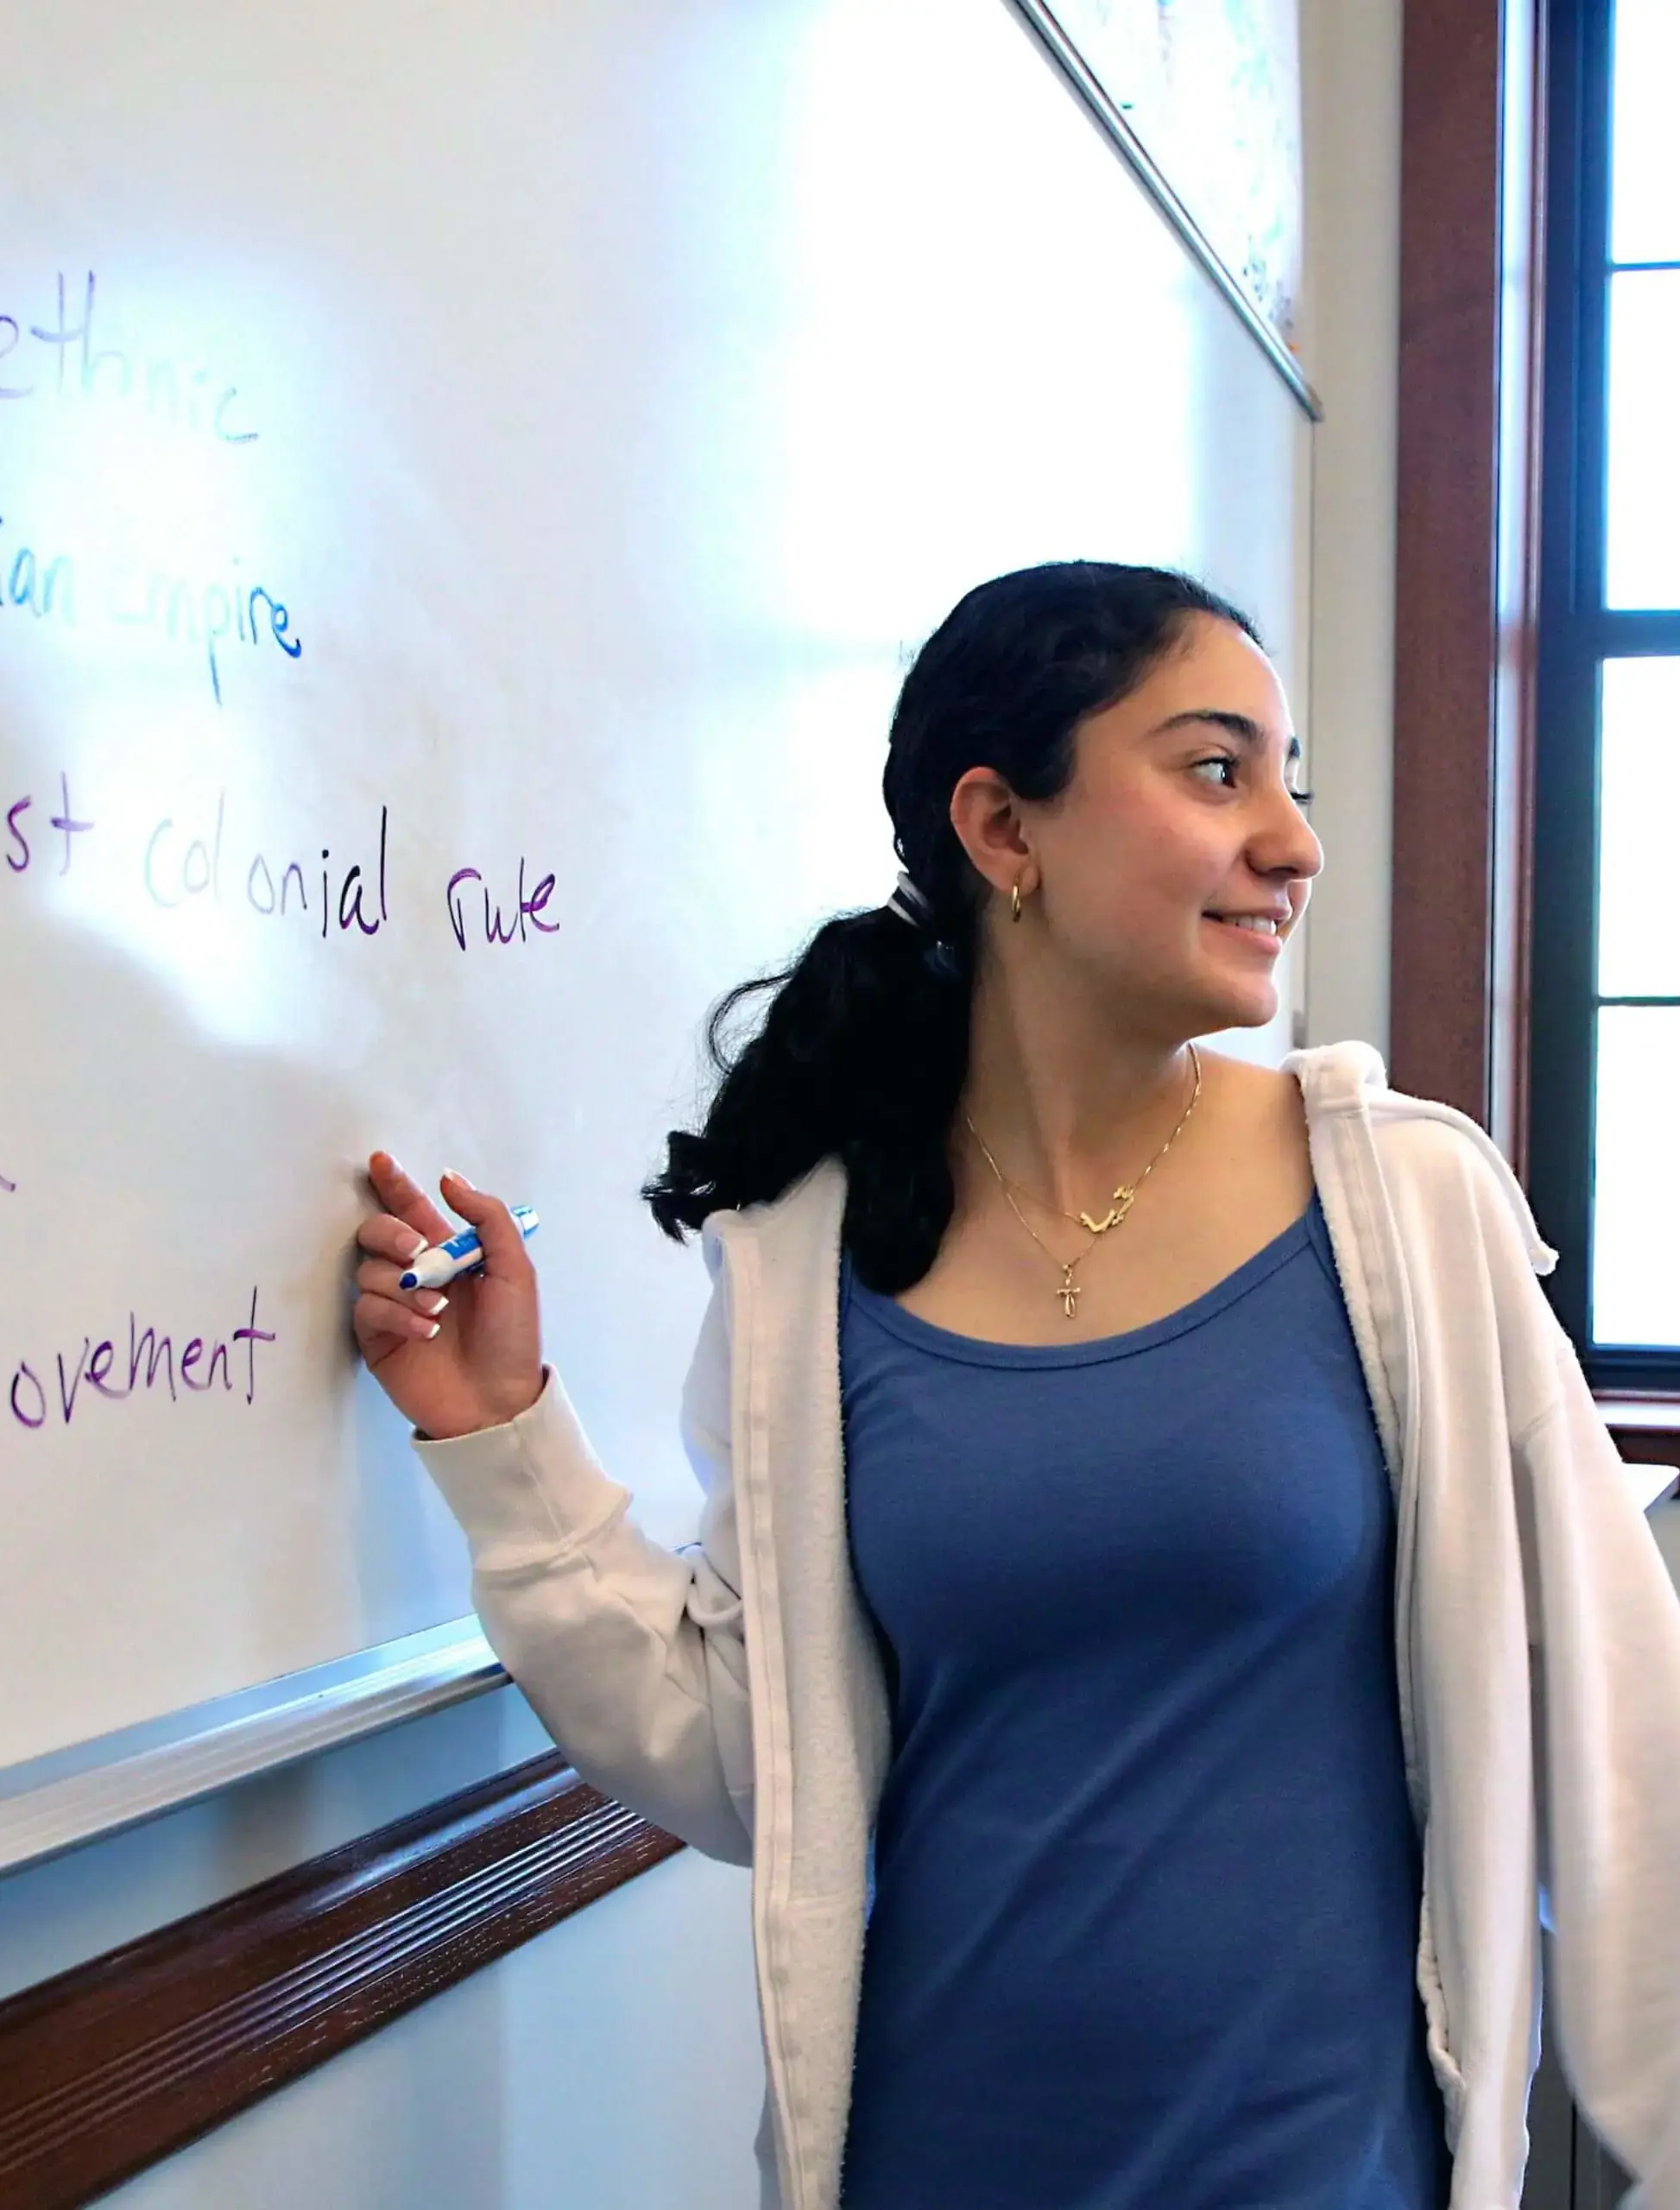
[1297,0,1404,1058]
[108,1835,764,2210]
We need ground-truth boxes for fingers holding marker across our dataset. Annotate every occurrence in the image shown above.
[357,1210,430,1266]
[353,1165,542,1433]
[357,1170,538,1295]
[356,1255,448,1315]
[352,1165,457,1354]
[433,1172,539,1281]
[352,1290,445,1346]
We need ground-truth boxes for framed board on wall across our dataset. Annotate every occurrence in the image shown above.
[1013,0,1315,414]
[0,0,1317,1875]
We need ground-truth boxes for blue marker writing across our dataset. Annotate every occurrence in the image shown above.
[400,1206,539,1291]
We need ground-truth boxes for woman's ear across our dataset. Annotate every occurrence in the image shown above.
[949,767,1035,902]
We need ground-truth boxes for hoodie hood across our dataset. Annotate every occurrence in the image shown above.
[1285,1039,1558,1277]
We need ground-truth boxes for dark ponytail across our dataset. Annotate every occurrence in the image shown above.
[642,560,1260,1291]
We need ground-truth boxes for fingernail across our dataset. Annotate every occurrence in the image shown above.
[419,1293,448,1317]
[420,1319,441,1340]
[404,1232,426,1260]
[443,1169,474,1190]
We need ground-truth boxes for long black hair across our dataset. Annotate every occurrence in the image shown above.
[642,560,1260,1291]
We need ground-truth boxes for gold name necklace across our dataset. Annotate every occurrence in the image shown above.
[963,1044,1203,1319]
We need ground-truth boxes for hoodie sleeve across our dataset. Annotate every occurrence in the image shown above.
[412,1273,755,1866]
[1514,1341,1680,2204]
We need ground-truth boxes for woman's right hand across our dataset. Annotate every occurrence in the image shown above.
[353,1153,545,1441]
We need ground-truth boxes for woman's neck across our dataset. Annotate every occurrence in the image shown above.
[957,957,1203,1215]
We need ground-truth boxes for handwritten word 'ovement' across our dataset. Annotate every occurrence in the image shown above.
[0,273,257,444]
[6,1288,276,1432]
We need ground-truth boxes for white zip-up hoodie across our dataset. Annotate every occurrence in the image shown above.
[416,1042,1680,2209]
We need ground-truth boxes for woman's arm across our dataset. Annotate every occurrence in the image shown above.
[1515,1346,1680,2197]
[354,1159,755,1864]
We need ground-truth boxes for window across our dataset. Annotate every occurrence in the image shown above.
[1530,0,1680,1387]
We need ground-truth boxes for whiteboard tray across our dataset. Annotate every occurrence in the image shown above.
[0,1622,506,1876]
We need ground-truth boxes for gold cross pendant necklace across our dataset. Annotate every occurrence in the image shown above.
[963,1045,1203,1319]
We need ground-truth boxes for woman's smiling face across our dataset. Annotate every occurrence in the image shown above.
[1017,613,1323,1037]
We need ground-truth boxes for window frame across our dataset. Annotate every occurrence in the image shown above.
[1528,0,1680,1389]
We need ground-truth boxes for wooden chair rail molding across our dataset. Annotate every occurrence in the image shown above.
[0,1753,682,2210]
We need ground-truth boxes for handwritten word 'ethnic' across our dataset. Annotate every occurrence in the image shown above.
[0,273,258,444]
[6,1288,276,1432]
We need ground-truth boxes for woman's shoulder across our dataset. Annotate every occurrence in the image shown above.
[1203,1049,1307,1126]
[699,1156,849,1271]
[1198,1049,1315,1195]
[1285,1039,1559,1279]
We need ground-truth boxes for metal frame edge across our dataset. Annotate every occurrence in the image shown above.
[1006,0,1323,421]
[0,1626,508,1877]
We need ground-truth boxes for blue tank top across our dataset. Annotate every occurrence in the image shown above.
[838,1192,1449,2210]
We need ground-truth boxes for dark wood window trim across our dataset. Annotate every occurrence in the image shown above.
[1392,1,1677,1456]
[1392,0,1547,1175]
[0,1753,681,2210]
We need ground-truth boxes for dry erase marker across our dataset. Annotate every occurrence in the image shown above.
[400,1206,539,1291]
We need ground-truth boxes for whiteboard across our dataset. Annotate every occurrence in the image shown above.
[0,0,1310,1798]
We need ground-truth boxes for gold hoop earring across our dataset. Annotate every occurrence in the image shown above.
[1011,882,1023,924]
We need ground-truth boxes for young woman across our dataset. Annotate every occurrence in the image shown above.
[353,564,1680,2210]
